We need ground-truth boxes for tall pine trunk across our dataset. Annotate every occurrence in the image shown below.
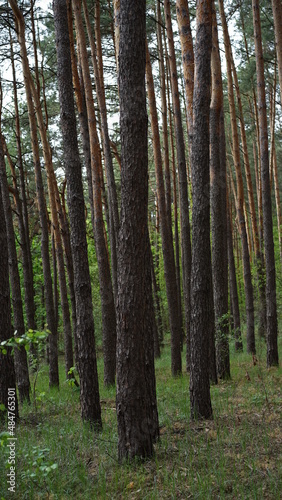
[190,0,213,420]
[219,0,256,355]
[164,0,192,376]
[145,41,182,376]
[9,0,59,387]
[53,0,102,426]
[72,0,117,387]
[210,2,230,380]
[252,0,279,367]
[116,0,158,461]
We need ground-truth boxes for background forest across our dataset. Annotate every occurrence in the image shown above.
[0,0,281,498]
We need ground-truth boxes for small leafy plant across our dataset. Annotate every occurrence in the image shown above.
[21,446,58,487]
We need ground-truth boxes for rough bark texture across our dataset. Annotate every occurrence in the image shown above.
[0,139,30,403]
[116,0,157,461]
[53,0,102,425]
[164,0,192,376]
[253,0,279,367]
[210,2,230,380]
[190,0,213,420]
[0,183,19,422]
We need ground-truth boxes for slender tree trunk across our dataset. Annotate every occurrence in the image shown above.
[150,252,163,354]
[0,128,30,404]
[9,0,59,387]
[210,2,230,380]
[29,3,74,377]
[53,0,102,425]
[164,0,192,376]
[176,0,194,157]
[253,0,279,367]
[60,183,78,369]
[157,1,172,226]
[190,0,213,420]
[226,9,266,338]
[167,81,184,365]
[116,0,158,460]
[72,0,116,387]
[271,0,282,108]
[9,29,36,334]
[219,0,256,355]
[146,41,182,376]
[0,182,19,422]
[82,0,119,303]
[227,191,243,351]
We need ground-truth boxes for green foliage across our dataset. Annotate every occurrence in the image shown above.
[0,329,48,356]
[21,446,58,487]
[0,340,281,499]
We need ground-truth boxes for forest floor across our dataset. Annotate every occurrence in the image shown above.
[0,336,281,499]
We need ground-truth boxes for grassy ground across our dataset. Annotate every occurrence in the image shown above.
[0,337,281,499]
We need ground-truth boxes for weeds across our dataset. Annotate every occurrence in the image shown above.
[0,338,281,499]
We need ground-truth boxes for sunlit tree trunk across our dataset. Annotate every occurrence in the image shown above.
[176,0,194,157]
[253,0,279,367]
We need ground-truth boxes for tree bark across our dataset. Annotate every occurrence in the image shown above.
[0,182,19,422]
[176,0,194,157]
[9,29,36,334]
[145,40,182,376]
[9,0,60,387]
[219,0,256,355]
[83,0,119,303]
[227,191,243,351]
[0,129,30,404]
[164,0,192,376]
[190,0,213,420]
[72,0,116,387]
[116,0,157,461]
[210,2,230,380]
[271,0,282,108]
[53,0,102,425]
[253,0,279,367]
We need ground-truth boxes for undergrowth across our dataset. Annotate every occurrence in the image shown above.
[0,337,281,499]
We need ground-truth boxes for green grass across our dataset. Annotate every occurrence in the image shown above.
[0,337,281,499]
